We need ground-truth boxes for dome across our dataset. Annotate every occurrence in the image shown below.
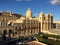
[50,13,53,16]
[26,8,32,18]
[27,8,31,12]
[39,11,44,17]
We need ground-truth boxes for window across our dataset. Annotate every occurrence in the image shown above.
[15,26,21,30]
[1,21,7,27]
[44,17,45,20]
[9,30,13,34]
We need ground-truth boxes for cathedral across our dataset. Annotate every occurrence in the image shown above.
[0,8,53,38]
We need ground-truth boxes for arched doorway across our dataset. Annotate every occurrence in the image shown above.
[2,30,7,40]
[9,29,13,38]
[3,30,7,34]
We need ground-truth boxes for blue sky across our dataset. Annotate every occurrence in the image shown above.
[0,0,60,21]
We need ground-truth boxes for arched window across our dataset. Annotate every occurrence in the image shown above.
[1,21,7,27]
[3,30,7,34]
[9,30,13,34]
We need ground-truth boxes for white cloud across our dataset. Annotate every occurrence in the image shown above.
[50,0,60,5]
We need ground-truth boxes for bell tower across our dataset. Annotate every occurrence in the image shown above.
[39,12,44,32]
[45,13,53,30]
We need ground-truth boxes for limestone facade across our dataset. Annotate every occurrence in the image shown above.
[0,8,53,38]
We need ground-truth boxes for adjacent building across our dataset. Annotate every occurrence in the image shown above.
[53,21,60,29]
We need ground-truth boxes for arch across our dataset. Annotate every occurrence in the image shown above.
[3,30,7,34]
[9,29,13,34]
[8,29,13,38]
[2,30,7,40]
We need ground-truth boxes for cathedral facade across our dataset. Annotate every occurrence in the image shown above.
[0,8,53,38]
